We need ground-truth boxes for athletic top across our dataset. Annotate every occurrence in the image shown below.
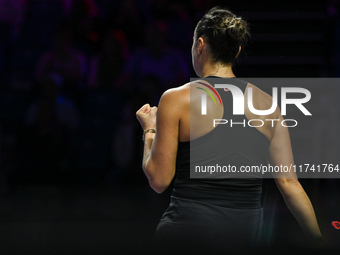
[172,77,270,209]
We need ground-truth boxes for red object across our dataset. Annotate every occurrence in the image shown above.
[332,221,340,229]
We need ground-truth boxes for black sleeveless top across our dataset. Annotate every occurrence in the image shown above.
[172,77,270,209]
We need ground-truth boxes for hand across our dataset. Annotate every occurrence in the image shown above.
[136,104,157,130]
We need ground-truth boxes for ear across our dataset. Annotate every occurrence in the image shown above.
[197,37,205,54]
[235,46,241,58]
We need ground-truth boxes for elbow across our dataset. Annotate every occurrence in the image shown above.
[276,177,303,197]
[144,164,174,194]
[149,178,172,194]
[276,177,300,187]
[151,185,167,194]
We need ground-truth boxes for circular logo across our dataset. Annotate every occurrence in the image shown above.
[332,221,340,229]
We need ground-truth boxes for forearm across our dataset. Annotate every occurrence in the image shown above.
[278,180,322,239]
[142,133,156,181]
[136,101,176,194]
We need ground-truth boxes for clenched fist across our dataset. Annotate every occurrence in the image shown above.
[136,104,157,131]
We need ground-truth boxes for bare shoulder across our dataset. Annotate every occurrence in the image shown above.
[159,79,217,107]
[159,82,191,104]
[246,82,281,117]
[247,83,273,102]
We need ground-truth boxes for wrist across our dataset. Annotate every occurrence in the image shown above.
[143,126,156,131]
[142,128,156,141]
[144,132,155,141]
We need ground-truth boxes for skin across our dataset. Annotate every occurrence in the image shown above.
[136,31,322,240]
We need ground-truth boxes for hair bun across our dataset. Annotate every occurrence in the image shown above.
[221,16,247,40]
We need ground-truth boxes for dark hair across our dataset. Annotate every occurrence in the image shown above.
[195,6,249,65]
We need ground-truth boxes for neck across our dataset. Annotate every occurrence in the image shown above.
[201,62,235,78]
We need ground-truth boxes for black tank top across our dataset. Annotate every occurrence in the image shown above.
[173,77,270,209]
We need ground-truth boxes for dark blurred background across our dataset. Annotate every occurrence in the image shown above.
[0,0,339,254]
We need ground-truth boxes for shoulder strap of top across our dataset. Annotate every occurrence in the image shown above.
[203,76,248,92]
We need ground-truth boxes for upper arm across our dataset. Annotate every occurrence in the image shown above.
[147,89,181,189]
[269,110,298,187]
[246,83,295,169]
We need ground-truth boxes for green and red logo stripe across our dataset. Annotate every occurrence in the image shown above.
[196,82,222,106]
